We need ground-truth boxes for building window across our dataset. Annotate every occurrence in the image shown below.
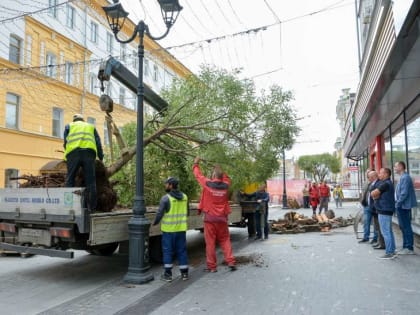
[52,107,64,138]
[107,81,113,98]
[5,169,19,188]
[391,114,407,173]
[48,0,58,18]
[132,50,137,69]
[65,62,74,84]
[87,117,96,126]
[119,87,125,105]
[9,35,22,64]
[90,21,98,43]
[120,43,127,62]
[144,58,149,76]
[5,93,20,129]
[66,5,75,29]
[153,64,158,82]
[106,32,113,54]
[46,52,57,78]
[89,73,97,94]
[104,122,110,146]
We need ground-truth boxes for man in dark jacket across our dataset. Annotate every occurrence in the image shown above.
[242,184,270,240]
[368,170,384,249]
[64,114,103,212]
[153,177,189,282]
[371,168,396,259]
[192,157,236,273]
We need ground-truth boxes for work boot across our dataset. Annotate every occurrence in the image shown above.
[160,273,172,282]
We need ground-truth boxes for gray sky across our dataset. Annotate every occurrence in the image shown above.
[121,0,359,158]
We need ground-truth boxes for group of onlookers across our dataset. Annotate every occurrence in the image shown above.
[302,181,345,215]
[359,161,418,259]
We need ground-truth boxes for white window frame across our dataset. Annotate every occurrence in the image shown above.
[52,107,64,138]
[103,122,110,146]
[120,43,127,62]
[89,73,97,94]
[5,93,20,129]
[46,52,57,78]
[65,62,74,84]
[144,58,149,76]
[90,21,98,43]
[106,32,113,54]
[153,64,158,82]
[66,5,75,29]
[5,168,19,188]
[9,34,22,64]
[119,87,126,105]
[87,117,96,126]
[49,0,58,18]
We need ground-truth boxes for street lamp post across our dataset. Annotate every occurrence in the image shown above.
[103,0,182,284]
[282,149,288,209]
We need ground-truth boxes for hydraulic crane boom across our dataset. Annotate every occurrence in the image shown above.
[98,56,169,112]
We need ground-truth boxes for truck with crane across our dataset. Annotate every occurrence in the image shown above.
[0,57,243,260]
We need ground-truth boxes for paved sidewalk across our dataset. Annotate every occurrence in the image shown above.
[144,204,420,315]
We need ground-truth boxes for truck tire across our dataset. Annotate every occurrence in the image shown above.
[87,242,119,256]
[149,235,163,263]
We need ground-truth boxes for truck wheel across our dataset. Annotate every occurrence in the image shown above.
[87,242,119,256]
[149,235,163,263]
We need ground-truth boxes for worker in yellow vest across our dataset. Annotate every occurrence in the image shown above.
[63,114,103,212]
[153,177,189,282]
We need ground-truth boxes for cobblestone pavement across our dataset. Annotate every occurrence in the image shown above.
[3,202,419,315]
[145,203,420,315]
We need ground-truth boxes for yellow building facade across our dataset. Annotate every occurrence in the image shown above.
[0,0,191,187]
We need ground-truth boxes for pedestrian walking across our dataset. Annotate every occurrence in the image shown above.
[192,157,236,272]
[302,183,310,208]
[359,168,374,243]
[64,114,103,212]
[241,184,270,240]
[309,182,319,216]
[153,177,189,282]
[332,184,344,208]
[394,161,418,255]
[371,168,396,259]
[318,181,330,214]
[368,170,384,249]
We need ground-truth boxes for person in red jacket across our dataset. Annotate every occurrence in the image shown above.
[318,181,331,214]
[192,157,236,273]
[309,182,320,216]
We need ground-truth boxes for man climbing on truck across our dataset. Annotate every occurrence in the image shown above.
[63,114,103,212]
[153,177,189,282]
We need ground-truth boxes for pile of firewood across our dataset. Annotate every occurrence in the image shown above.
[270,210,354,234]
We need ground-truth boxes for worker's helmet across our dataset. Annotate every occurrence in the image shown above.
[73,113,84,121]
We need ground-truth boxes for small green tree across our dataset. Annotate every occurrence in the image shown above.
[297,153,340,183]
[108,67,300,205]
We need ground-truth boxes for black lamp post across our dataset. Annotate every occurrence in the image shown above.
[103,0,182,284]
[282,148,288,209]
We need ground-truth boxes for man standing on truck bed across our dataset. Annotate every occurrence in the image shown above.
[193,157,236,273]
[153,177,189,282]
[63,114,103,212]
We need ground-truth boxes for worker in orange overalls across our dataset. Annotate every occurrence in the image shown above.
[192,157,236,273]
[309,182,320,216]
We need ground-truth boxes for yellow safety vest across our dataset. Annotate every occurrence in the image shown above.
[64,121,97,159]
[161,193,188,232]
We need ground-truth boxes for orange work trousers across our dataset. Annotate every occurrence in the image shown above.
[204,221,235,270]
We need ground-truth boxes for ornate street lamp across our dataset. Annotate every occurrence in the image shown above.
[103,0,182,285]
